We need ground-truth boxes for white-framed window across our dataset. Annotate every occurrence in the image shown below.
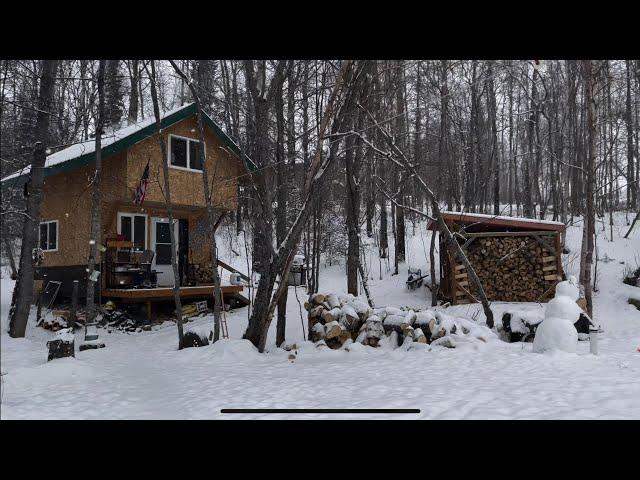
[168,134,204,172]
[117,213,148,252]
[39,220,58,252]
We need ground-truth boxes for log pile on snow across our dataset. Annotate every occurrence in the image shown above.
[464,236,559,302]
[305,293,494,350]
[189,263,214,283]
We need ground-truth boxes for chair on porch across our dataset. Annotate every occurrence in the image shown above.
[137,249,158,288]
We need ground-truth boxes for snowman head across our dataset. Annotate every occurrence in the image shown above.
[555,279,579,301]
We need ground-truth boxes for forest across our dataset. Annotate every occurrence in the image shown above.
[1,59,639,352]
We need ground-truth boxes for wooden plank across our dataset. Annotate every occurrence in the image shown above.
[455,290,465,297]
[455,272,468,279]
[107,240,134,248]
[542,265,557,272]
[440,212,565,232]
[544,274,561,281]
[461,230,559,238]
[457,281,469,287]
[542,255,556,263]
[217,259,250,282]
[454,264,465,271]
[102,285,243,300]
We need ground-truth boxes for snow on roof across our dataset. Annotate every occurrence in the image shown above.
[1,103,208,184]
[441,211,565,226]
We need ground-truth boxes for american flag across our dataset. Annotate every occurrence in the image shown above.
[133,160,150,205]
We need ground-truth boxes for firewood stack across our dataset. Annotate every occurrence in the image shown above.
[305,293,370,349]
[305,293,491,349]
[460,235,560,303]
[189,263,214,283]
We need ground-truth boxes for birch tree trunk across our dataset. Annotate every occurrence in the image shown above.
[148,60,184,349]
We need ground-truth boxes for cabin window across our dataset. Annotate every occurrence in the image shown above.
[118,213,147,252]
[169,134,203,171]
[39,220,58,252]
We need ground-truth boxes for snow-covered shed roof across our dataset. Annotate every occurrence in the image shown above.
[1,103,256,188]
[428,211,566,232]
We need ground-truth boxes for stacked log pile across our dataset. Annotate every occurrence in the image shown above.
[189,263,214,283]
[460,235,560,303]
[305,293,494,349]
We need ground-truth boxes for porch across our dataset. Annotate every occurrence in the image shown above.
[101,284,249,322]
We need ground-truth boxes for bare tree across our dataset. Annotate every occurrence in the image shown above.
[85,60,105,326]
[147,60,185,349]
[8,59,58,337]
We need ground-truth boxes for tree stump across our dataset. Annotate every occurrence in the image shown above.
[47,329,75,361]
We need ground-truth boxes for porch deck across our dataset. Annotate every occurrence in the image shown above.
[101,285,248,321]
[102,284,243,300]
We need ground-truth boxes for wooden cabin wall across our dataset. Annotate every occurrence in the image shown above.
[38,152,128,268]
[126,116,243,211]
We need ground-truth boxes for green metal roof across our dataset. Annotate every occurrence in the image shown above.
[1,103,256,190]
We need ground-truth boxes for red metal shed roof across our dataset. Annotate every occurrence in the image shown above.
[427,211,566,232]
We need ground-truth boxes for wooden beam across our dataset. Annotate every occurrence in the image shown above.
[217,259,250,282]
[461,230,559,238]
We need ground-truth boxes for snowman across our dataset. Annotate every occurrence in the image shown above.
[533,276,584,353]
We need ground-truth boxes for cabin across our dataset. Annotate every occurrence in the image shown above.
[1,103,255,317]
[428,212,566,305]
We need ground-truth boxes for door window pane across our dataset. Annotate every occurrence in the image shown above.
[134,216,146,251]
[48,222,57,250]
[155,244,172,265]
[189,140,203,170]
[170,137,187,168]
[156,222,171,244]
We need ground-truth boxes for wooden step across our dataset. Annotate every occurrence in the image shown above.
[542,255,556,263]
[455,272,468,279]
[542,265,557,272]
[454,264,466,271]
[544,274,561,281]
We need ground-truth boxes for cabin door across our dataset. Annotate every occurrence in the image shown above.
[151,217,179,286]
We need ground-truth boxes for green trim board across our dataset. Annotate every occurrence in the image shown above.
[1,103,256,190]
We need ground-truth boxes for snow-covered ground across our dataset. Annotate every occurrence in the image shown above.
[1,213,639,419]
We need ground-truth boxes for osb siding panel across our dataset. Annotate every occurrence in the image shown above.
[126,115,242,211]
[38,152,127,267]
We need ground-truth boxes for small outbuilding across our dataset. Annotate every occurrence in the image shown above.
[428,212,566,305]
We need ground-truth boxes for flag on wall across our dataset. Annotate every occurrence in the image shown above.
[133,160,150,205]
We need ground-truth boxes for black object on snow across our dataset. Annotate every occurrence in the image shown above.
[47,338,75,361]
[181,331,210,348]
[502,310,594,343]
